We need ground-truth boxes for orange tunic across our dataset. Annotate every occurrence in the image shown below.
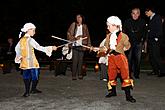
[105,32,133,89]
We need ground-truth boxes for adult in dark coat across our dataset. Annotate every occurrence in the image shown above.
[123,7,147,79]
[2,37,16,74]
[145,7,164,77]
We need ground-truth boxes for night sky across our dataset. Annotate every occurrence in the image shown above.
[0,0,164,46]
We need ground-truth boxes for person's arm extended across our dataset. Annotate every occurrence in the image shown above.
[30,38,55,57]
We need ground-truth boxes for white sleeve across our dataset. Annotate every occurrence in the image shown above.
[30,38,53,57]
[15,42,22,63]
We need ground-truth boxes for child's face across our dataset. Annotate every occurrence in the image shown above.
[107,23,118,33]
[27,28,36,36]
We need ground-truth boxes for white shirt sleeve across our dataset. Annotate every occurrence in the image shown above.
[15,42,22,63]
[30,38,53,57]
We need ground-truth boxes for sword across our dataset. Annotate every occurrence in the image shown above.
[51,36,89,48]
[52,36,74,43]
[56,42,72,48]
[52,35,100,52]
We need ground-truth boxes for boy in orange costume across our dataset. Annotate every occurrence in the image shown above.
[102,16,136,103]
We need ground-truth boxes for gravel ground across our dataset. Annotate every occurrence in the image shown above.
[0,68,165,110]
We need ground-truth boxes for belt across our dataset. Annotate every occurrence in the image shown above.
[110,50,120,55]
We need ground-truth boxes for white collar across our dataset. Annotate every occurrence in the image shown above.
[150,13,155,20]
[112,30,119,34]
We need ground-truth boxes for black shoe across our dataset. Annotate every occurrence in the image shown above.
[22,92,30,97]
[105,92,117,98]
[126,96,136,103]
[30,89,42,94]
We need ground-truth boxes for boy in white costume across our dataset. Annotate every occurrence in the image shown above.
[15,23,57,97]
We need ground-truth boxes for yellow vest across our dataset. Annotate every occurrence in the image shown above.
[19,36,39,69]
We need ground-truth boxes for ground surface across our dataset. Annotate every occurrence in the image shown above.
[0,67,165,110]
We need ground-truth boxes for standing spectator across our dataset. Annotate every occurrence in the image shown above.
[123,7,147,79]
[160,16,165,60]
[102,16,136,103]
[67,14,91,80]
[145,6,164,77]
[15,23,57,97]
[2,37,15,74]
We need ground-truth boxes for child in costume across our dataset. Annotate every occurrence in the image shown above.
[101,16,136,103]
[15,23,57,97]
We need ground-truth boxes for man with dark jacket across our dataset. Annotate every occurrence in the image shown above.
[145,6,164,77]
[123,7,147,79]
[2,37,15,74]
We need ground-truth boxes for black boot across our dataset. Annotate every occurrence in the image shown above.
[30,80,42,94]
[105,86,117,97]
[124,86,136,103]
[23,79,31,97]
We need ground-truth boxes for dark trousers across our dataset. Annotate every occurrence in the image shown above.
[100,63,108,80]
[148,40,161,74]
[72,46,84,77]
[127,43,142,77]
[22,68,40,92]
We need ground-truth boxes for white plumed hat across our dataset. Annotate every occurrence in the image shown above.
[107,16,122,31]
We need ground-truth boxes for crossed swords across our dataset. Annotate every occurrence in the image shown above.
[52,36,89,48]
[51,35,100,52]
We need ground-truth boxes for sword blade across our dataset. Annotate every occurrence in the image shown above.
[51,36,73,43]
[51,35,91,49]
[57,42,72,48]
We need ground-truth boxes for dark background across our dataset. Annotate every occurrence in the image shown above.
[0,0,164,50]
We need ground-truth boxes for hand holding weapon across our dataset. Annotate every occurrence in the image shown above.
[96,46,109,57]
